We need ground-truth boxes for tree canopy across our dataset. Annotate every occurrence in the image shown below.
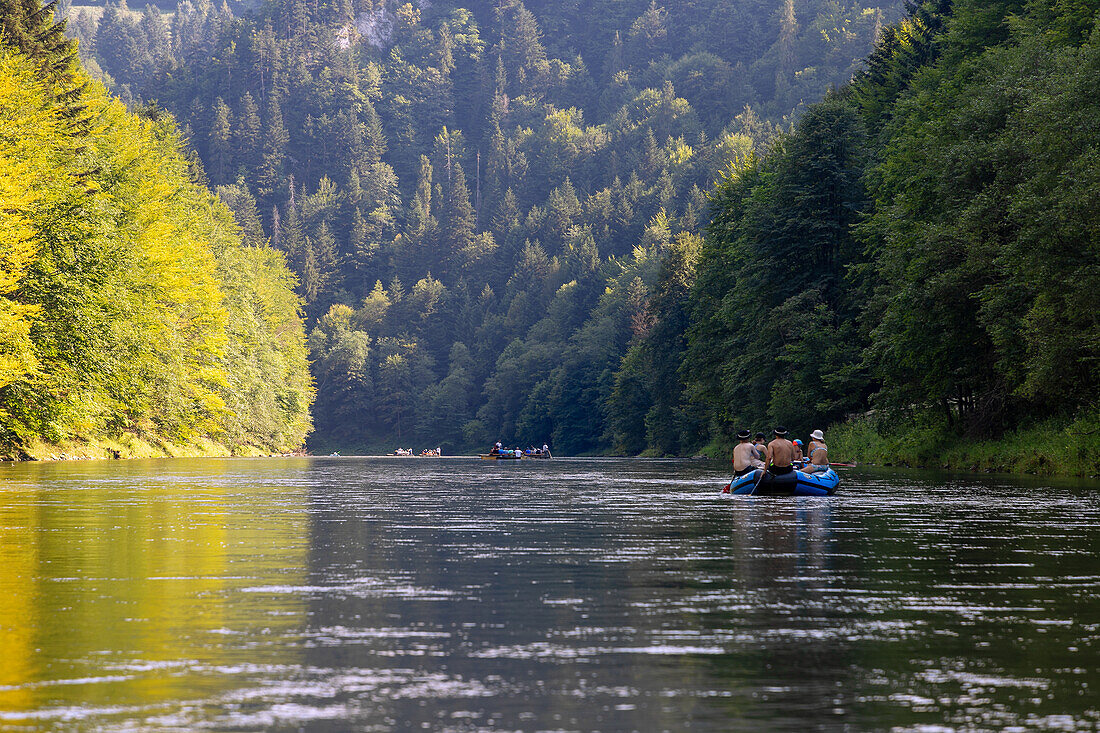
[0,20,313,457]
[29,0,1099,456]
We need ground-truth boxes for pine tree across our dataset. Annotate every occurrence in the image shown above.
[496,0,547,94]
[235,92,261,175]
[361,98,386,164]
[257,94,288,201]
[209,97,232,183]
[395,156,437,284]
[778,0,798,72]
[626,1,669,68]
[0,0,88,136]
[279,200,306,273]
[311,220,340,303]
[348,206,376,277]
[441,160,477,274]
[0,0,79,81]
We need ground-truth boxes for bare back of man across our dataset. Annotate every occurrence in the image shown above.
[733,441,764,474]
[766,432,796,475]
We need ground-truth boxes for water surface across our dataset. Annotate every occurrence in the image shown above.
[1,457,1098,731]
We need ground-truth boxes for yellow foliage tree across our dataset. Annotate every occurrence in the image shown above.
[0,42,312,455]
[0,49,62,392]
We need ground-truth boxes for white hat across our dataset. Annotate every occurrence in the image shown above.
[811,429,824,440]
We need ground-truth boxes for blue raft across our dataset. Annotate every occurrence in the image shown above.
[725,468,839,496]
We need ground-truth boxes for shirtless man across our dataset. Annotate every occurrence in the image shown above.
[765,427,796,475]
[802,429,829,474]
[732,429,765,476]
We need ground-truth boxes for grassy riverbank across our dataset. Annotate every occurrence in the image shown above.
[829,414,1100,477]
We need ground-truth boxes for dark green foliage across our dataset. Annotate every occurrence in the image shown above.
[0,0,89,136]
[67,0,925,454]
[858,0,1100,432]
[685,97,871,441]
[687,0,1100,453]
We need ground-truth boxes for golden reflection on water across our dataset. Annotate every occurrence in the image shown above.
[0,492,37,712]
[0,460,309,721]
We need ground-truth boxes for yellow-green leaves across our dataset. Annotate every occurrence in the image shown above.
[0,43,313,455]
[0,50,56,391]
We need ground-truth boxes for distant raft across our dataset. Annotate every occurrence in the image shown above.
[724,468,840,496]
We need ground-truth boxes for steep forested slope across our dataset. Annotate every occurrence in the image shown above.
[0,0,313,459]
[686,0,1100,468]
[70,0,900,453]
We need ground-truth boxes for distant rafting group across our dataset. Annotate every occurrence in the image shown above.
[723,427,844,496]
[392,447,442,456]
[481,442,553,460]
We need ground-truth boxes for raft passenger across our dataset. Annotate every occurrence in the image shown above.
[802,429,829,474]
[753,432,767,461]
[765,427,796,476]
[732,429,765,476]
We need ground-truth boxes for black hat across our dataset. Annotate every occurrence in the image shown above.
[754,432,766,441]
[774,426,788,436]
[737,429,751,440]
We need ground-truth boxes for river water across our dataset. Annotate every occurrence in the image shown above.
[0,457,1098,731]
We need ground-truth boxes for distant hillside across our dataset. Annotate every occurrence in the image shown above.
[66,0,902,454]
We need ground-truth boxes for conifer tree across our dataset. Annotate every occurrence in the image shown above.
[257,94,288,201]
[209,97,233,183]
[235,93,261,170]
[440,160,478,272]
[0,0,87,135]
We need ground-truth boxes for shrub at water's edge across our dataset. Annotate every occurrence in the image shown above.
[829,414,1100,477]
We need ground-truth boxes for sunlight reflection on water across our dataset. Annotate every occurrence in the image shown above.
[0,457,1097,731]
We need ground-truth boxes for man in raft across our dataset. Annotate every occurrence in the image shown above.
[801,429,829,474]
[732,429,765,476]
[764,426,797,476]
[752,432,767,462]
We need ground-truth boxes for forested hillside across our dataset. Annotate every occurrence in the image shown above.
[58,0,1099,465]
[0,0,313,459]
[687,0,1100,470]
[68,0,900,453]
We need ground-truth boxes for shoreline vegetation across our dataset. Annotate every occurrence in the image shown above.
[0,8,315,461]
[827,415,1100,478]
[697,417,1100,478]
[4,434,298,462]
[11,417,1097,479]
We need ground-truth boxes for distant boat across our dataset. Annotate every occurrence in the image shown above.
[479,453,522,460]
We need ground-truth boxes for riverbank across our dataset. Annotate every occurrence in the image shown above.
[0,433,288,462]
[828,414,1100,477]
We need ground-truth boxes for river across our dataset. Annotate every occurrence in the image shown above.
[0,456,1097,731]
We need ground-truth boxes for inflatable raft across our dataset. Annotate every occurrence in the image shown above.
[723,468,840,496]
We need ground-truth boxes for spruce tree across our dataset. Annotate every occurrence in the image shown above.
[0,0,87,135]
